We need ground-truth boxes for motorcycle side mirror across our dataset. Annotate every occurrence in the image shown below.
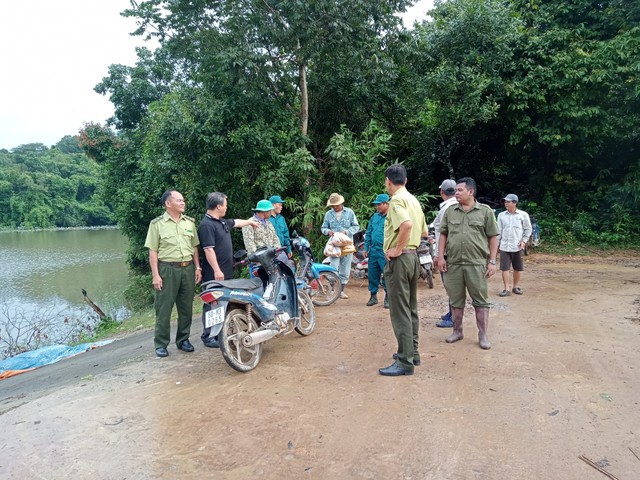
[233,249,247,260]
[291,230,298,238]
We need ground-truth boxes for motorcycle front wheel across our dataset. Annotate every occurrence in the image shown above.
[295,290,316,336]
[310,271,341,306]
[219,308,262,372]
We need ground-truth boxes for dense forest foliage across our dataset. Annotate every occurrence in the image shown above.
[0,138,112,228]
[79,0,638,272]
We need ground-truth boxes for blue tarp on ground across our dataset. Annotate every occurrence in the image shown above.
[0,340,114,377]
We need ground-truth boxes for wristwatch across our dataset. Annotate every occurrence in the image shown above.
[488,259,496,265]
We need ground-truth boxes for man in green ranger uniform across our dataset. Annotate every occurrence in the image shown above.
[437,177,499,350]
[379,165,428,377]
[145,190,201,358]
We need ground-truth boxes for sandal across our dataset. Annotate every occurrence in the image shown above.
[499,290,510,297]
[512,287,523,295]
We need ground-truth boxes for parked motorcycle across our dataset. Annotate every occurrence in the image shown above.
[352,256,369,280]
[345,231,367,280]
[291,234,342,306]
[524,217,542,255]
[416,235,435,288]
[199,246,315,372]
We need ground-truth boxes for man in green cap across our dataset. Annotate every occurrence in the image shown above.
[364,193,390,308]
[268,195,292,257]
[145,190,201,358]
[242,199,281,254]
[379,165,428,377]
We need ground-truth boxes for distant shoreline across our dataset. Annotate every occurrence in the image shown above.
[0,225,120,233]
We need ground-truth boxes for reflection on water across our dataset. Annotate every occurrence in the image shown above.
[0,228,130,342]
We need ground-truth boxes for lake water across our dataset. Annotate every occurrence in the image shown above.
[0,228,130,346]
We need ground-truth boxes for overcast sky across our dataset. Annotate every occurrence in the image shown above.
[0,0,434,151]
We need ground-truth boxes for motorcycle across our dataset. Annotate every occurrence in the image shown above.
[524,217,542,255]
[199,246,316,372]
[291,234,342,306]
[416,235,435,288]
[345,231,367,280]
[352,256,369,280]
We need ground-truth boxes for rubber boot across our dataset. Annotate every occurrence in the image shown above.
[475,307,491,350]
[445,307,464,343]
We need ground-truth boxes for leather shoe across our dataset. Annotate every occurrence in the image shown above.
[392,352,421,366]
[379,361,413,376]
[203,337,220,348]
[178,340,195,352]
[155,347,169,358]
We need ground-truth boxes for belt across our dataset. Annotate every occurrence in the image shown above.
[159,260,193,267]
[401,249,416,255]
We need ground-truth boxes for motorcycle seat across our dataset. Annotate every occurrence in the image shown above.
[205,278,264,293]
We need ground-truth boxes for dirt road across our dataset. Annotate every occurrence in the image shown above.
[1,253,639,479]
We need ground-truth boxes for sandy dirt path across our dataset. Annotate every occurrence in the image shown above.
[1,253,639,479]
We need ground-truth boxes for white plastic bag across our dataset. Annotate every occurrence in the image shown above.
[323,238,342,257]
[330,232,352,247]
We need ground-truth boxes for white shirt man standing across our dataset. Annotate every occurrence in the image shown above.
[497,194,532,297]
[432,179,458,328]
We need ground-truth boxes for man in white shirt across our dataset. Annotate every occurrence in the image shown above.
[497,194,532,296]
[433,179,458,328]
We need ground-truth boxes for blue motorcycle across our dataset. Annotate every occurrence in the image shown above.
[200,246,315,372]
[524,217,542,255]
[291,234,341,307]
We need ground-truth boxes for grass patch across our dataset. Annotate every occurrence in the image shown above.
[87,297,205,342]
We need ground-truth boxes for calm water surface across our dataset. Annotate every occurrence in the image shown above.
[0,229,130,335]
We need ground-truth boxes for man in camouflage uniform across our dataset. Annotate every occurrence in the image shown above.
[145,190,201,357]
[242,200,281,254]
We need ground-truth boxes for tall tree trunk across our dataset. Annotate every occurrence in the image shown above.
[299,62,308,137]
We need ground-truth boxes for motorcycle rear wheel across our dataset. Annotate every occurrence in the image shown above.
[310,271,341,306]
[295,290,316,336]
[219,308,262,372]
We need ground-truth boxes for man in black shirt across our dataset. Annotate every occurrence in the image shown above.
[198,192,258,347]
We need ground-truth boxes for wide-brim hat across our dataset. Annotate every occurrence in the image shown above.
[252,199,274,212]
[503,194,519,203]
[326,193,345,207]
[268,195,285,204]
[371,193,390,205]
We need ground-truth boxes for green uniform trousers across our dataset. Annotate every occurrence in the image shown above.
[384,252,421,370]
[443,263,491,308]
[154,262,195,349]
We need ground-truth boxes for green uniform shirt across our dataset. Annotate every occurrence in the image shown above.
[383,186,428,251]
[144,211,199,262]
[440,201,499,265]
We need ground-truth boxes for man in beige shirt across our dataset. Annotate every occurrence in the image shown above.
[145,190,201,358]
